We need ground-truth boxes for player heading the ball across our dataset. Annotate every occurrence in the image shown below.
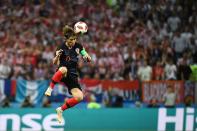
[44,22,91,123]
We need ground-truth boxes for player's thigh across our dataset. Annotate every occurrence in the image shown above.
[71,88,84,101]
[64,74,83,101]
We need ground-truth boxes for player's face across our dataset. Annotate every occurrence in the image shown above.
[66,36,77,47]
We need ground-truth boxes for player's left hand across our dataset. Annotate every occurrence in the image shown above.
[83,54,91,62]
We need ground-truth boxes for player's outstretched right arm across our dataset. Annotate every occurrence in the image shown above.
[53,49,63,65]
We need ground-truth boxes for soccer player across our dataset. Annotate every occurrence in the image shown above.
[44,25,91,123]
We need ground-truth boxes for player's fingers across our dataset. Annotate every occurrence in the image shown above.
[87,56,91,62]
[59,51,62,55]
[56,51,61,56]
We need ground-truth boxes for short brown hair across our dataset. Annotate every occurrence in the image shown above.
[63,25,77,39]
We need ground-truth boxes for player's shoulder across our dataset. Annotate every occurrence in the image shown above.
[75,42,82,46]
[75,42,83,48]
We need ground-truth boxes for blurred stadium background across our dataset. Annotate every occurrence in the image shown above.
[0,0,197,131]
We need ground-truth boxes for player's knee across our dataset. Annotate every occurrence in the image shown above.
[59,67,67,74]
[71,88,84,101]
[75,94,84,102]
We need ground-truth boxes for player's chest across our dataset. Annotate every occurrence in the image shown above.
[61,48,80,57]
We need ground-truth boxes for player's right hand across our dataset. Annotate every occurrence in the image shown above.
[56,49,63,57]
[83,54,91,62]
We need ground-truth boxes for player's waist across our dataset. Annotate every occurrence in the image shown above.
[58,63,77,70]
[59,62,77,67]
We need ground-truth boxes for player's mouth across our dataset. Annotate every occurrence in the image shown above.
[68,42,74,48]
[71,42,75,45]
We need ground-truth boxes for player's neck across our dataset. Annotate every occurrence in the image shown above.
[65,42,72,49]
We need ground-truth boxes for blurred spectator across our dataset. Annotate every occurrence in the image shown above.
[137,59,152,81]
[21,95,34,108]
[177,58,192,80]
[87,94,101,109]
[147,97,159,108]
[0,0,195,81]
[0,59,12,79]
[42,96,51,108]
[111,94,123,108]
[1,96,10,108]
[102,87,123,107]
[184,95,194,107]
[102,87,114,107]
[164,59,177,80]
[172,31,188,60]
[0,85,6,104]
[167,12,181,32]
[152,60,164,80]
[42,46,54,63]
[190,64,197,81]
[162,85,176,108]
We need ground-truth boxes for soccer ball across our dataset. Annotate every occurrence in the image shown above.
[74,21,88,34]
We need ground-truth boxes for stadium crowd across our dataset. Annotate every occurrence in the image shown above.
[0,0,197,108]
[0,0,196,81]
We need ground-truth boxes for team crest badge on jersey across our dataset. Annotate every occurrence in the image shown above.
[75,48,80,54]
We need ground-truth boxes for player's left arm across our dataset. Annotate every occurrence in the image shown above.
[80,48,91,62]
[77,43,91,62]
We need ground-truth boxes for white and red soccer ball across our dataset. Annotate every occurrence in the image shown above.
[74,21,88,34]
